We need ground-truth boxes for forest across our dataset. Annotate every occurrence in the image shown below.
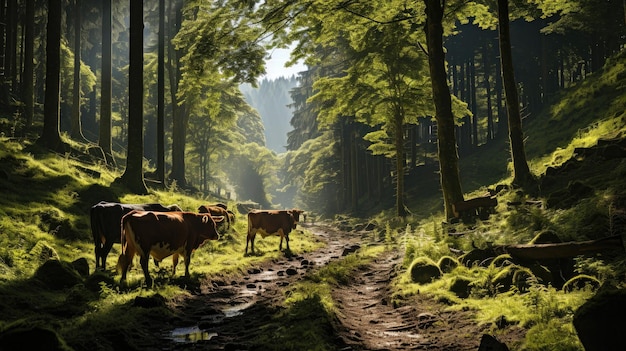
[0,0,626,350]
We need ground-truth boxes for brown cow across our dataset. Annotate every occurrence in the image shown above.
[117,211,220,285]
[90,201,182,270]
[198,205,235,230]
[245,209,304,254]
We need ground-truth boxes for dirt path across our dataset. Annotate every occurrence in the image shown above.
[142,224,523,350]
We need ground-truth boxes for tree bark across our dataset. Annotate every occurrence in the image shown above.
[156,0,166,184]
[37,0,64,152]
[70,0,87,142]
[168,0,188,187]
[117,0,147,194]
[424,0,465,219]
[497,0,534,187]
[22,0,34,129]
[99,0,114,165]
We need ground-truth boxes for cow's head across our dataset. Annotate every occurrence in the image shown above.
[200,214,220,240]
[289,209,304,223]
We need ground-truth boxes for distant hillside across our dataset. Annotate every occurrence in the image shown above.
[240,76,299,153]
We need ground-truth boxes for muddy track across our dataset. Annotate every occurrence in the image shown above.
[141,224,523,351]
[143,223,363,350]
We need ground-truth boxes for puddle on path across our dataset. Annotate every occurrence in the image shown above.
[170,325,218,343]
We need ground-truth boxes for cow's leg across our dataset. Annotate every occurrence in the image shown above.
[172,253,179,276]
[246,232,256,254]
[278,229,285,251]
[94,244,101,270]
[285,234,290,251]
[101,241,114,270]
[118,248,134,283]
[140,255,152,287]
[183,255,191,277]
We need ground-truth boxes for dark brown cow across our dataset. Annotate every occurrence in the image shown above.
[198,205,235,229]
[90,201,182,270]
[117,211,221,285]
[245,209,304,254]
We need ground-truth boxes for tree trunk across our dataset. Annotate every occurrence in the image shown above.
[497,0,534,188]
[70,0,87,142]
[394,110,409,217]
[424,0,465,220]
[156,0,165,184]
[37,0,64,152]
[117,0,147,194]
[99,0,114,166]
[483,43,494,141]
[168,0,188,187]
[350,129,358,212]
[22,0,34,129]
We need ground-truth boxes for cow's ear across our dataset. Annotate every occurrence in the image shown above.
[202,215,209,223]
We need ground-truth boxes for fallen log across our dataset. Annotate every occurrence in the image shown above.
[505,234,625,261]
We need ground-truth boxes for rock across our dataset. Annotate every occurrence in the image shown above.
[449,277,473,298]
[573,289,626,351]
[0,325,69,351]
[437,255,459,273]
[408,257,441,284]
[71,257,90,277]
[478,334,509,351]
[34,260,82,290]
[286,267,298,276]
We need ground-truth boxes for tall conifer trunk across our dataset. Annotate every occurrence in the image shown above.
[38,0,64,152]
[497,0,533,187]
[425,0,464,219]
[118,0,147,194]
[99,0,114,165]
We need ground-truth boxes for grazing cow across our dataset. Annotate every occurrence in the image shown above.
[117,211,221,285]
[90,201,182,270]
[198,205,235,230]
[245,209,304,254]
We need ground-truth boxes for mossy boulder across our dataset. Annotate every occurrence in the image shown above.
[0,323,70,351]
[34,259,83,290]
[574,289,626,351]
[437,256,459,273]
[450,276,473,298]
[408,257,442,284]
